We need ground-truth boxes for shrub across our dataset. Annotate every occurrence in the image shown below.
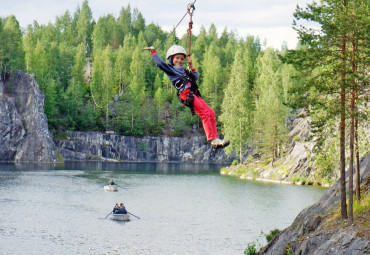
[291,175,300,184]
[262,228,280,242]
[244,242,257,255]
[354,192,370,215]
[232,159,239,166]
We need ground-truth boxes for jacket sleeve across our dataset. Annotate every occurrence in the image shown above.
[151,51,175,76]
[189,69,199,81]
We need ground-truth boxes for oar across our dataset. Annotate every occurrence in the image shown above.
[116,184,128,190]
[104,211,113,219]
[128,211,140,219]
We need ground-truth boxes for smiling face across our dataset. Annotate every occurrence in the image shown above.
[172,54,185,66]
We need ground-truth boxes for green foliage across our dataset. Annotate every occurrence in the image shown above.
[232,159,239,166]
[261,228,280,242]
[219,46,254,159]
[56,153,64,162]
[244,242,257,255]
[353,192,369,215]
[286,247,293,255]
[291,175,300,184]
[253,48,290,161]
[293,136,300,141]
[0,15,25,78]
[313,137,338,183]
[258,159,272,167]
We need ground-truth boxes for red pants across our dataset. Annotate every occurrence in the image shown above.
[193,95,218,141]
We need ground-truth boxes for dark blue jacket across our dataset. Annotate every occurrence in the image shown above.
[117,207,128,214]
[113,206,119,214]
[151,51,199,83]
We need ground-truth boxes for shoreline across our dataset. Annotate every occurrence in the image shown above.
[220,170,331,187]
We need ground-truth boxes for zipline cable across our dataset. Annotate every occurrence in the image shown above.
[90,0,196,109]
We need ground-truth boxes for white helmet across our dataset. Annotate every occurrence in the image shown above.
[166,45,187,59]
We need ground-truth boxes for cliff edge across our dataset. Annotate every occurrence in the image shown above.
[257,155,370,255]
[0,71,56,162]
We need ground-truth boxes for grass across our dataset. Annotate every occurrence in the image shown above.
[354,192,370,215]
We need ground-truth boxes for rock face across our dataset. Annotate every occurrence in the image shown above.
[257,155,370,255]
[0,71,56,162]
[55,131,235,163]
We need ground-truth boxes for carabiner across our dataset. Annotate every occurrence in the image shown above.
[187,2,195,15]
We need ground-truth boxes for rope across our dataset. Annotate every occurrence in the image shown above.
[90,1,196,108]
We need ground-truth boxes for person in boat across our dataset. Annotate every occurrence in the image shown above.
[117,203,128,214]
[144,45,230,151]
[113,203,119,214]
[108,179,115,185]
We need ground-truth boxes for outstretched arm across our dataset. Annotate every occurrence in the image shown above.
[144,46,175,75]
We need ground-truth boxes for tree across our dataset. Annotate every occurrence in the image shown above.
[115,33,135,96]
[288,0,369,221]
[201,43,223,115]
[132,8,145,37]
[117,4,133,38]
[91,46,115,129]
[219,47,253,159]
[55,10,76,46]
[76,0,93,56]
[92,15,114,51]
[0,15,25,78]
[253,48,288,164]
[192,26,207,71]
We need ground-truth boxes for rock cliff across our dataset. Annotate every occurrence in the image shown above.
[257,155,370,255]
[55,131,234,163]
[0,71,56,162]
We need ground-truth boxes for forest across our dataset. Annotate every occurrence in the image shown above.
[0,0,368,221]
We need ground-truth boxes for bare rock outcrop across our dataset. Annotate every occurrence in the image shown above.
[257,155,370,255]
[55,131,235,163]
[0,71,56,162]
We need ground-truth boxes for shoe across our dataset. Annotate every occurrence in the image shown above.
[211,138,230,151]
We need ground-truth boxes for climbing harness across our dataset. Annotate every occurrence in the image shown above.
[90,0,197,109]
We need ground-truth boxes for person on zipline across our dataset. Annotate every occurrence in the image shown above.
[144,45,229,150]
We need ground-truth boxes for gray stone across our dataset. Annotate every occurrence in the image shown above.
[0,71,56,162]
[54,131,235,163]
[257,155,370,255]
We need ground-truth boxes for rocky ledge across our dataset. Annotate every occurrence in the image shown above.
[55,131,235,164]
[257,155,370,255]
[0,71,56,162]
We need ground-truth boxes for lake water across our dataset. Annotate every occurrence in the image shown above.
[0,162,326,254]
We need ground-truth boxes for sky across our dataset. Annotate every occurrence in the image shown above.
[0,0,314,49]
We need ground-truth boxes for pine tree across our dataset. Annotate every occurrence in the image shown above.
[91,46,115,129]
[253,48,288,164]
[0,15,25,78]
[76,0,93,56]
[219,47,253,159]
[287,0,369,221]
[201,43,222,115]
[132,8,145,37]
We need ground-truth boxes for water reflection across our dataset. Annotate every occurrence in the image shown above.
[0,161,225,174]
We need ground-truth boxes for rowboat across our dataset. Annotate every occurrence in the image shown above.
[104,185,118,192]
[110,213,130,221]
